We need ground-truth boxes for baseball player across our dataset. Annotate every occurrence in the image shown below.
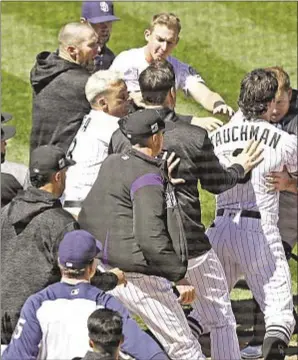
[241,66,298,359]
[110,12,233,129]
[80,1,119,71]
[63,70,130,217]
[207,69,297,360]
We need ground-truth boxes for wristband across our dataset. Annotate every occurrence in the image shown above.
[213,101,226,110]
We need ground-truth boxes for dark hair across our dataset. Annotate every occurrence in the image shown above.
[139,60,175,105]
[30,172,53,188]
[129,135,151,147]
[88,309,123,352]
[238,69,278,120]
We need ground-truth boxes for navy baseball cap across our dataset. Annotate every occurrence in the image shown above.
[59,230,102,269]
[118,108,174,139]
[30,145,76,177]
[1,112,13,123]
[81,1,120,24]
[1,125,16,141]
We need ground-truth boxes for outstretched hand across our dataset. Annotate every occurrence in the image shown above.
[163,151,186,185]
[232,139,264,175]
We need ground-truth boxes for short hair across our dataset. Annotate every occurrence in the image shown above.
[264,66,291,98]
[149,12,181,35]
[88,309,123,350]
[30,172,53,188]
[129,135,151,147]
[238,68,278,120]
[58,259,93,279]
[58,22,96,48]
[85,70,123,104]
[139,60,175,105]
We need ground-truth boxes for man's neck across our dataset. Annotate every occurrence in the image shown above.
[143,45,153,64]
[132,145,154,157]
[61,277,90,285]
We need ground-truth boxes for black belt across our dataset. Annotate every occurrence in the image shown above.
[217,209,261,219]
[64,200,82,208]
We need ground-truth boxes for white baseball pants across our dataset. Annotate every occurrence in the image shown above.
[206,210,295,345]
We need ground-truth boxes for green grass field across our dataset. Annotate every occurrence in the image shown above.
[1,1,297,294]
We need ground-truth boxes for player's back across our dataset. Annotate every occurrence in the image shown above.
[210,114,297,226]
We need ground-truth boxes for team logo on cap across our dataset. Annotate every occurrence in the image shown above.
[100,2,109,12]
[58,158,66,169]
[151,122,159,133]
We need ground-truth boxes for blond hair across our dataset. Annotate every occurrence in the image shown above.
[149,12,181,35]
[264,66,291,98]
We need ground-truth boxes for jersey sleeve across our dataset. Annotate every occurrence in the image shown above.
[110,51,140,92]
[97,292,168,360]
[282,133,297,174]
[3,296,42,360]
[168,56,204,94]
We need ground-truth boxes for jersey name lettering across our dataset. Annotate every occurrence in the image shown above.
[210,124,281,149]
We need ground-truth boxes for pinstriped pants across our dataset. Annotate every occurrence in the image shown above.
[206,212,295,345]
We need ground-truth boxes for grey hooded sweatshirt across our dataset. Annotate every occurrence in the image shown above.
[1,187,78,344]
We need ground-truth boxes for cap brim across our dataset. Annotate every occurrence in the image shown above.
[1,112,13,123]
[62,158,76,170]
[1,125,16,140]
[88,15,120,23]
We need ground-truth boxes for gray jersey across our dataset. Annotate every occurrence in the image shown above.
[1,161,30,189]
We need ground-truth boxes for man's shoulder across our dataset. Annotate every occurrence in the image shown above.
[112,47,144,67]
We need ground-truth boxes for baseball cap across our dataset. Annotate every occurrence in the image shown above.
[1,125,16,141]
[30,145,76,177]
[81,1,120,24]
[119,108,174,139]
[1,112,13,123]
[59,230,102,269]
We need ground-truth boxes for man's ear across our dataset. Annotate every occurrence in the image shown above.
[89,339,94,349]
[80,17,87,24]
[54,171,61,184]
[288,88,292,99]
[96,96,109,112]
[175,36,180,45]
[144,29,151,42]
[67,45,78,59]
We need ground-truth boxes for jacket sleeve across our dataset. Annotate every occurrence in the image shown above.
[99,292,168,360]
[3,297,42,360]
[131,173,187,282]
[197,133,245,194]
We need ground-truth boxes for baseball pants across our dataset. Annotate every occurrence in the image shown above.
[206,210,295,346]
[108,272,205,360]
[106,250,241,360]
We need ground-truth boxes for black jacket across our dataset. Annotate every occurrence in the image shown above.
[109,109,245,258]
[1,172,23,207]
[79,148,187,282]
[1,187,79,344]
[30,51,91,153]
[72,350,114,360]
[94,45,115,71]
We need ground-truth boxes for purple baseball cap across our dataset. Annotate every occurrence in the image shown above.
[81,1,120,24]
[59,230,102,269]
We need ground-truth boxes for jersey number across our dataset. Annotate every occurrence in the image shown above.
[232,148,251,184]
[12,318,26,339]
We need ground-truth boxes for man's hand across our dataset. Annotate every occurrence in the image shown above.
[266,170,297,193]
[191,117,223,132]
[213,103,234,117]
[164,151,185,185]
[109,268,127,287]
[175,278,196,305]
[231,139,264,175]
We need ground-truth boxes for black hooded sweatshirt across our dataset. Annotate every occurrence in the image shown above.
[1,187,78,344]
[30,51,91,153]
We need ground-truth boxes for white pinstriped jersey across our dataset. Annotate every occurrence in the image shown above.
[110,46,204,93]
[209,111,297,226]
[63,110,119,211]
